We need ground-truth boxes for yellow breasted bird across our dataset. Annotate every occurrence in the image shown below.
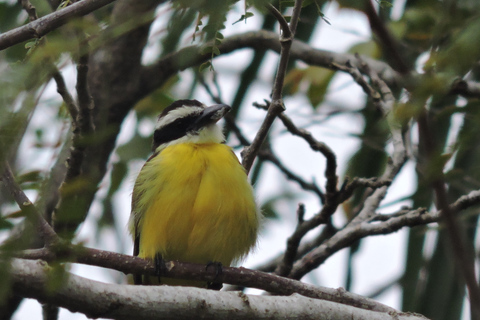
[129,99,260,287]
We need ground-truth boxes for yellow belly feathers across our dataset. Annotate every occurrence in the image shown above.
[133,142,258,270]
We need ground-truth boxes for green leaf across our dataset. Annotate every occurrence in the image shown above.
[24,41,36,49]
[212,46,221,56]
[348,40,381,59]
[280,0,295,7]
[284,66,335,108]
[232,11,254,25]
[199,61,212,72]
[376,0,393,8]
[116,133,151,162]
[199,45,213,55]
[0,217,14,230]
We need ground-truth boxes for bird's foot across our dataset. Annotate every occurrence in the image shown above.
[154,253,167,283]
[206,261,223,290]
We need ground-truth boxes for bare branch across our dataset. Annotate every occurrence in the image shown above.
[365,0,409,74]
[13,249,397,313]
[0,0,119,50]
[287,56,407,280]
[265,4,291,39]
[338,177,392,203]
[10,259,428,320]
[2,162,59,246]
[289,189,480,280]
[19,0,38,21]
[258,149,325,203]
[52,70,78,120]
[275,203,307,276]
[241,0,304,174]
[252,101,337,198]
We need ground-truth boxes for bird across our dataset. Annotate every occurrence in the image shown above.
[129,99,260,287]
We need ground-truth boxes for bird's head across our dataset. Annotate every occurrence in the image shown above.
[152,99,231,152]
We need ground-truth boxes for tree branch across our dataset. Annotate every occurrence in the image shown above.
[9,259,427,320]
[0,0,119,50]
[15,247,395,313]
[288,189,480,280]
[241,0,304,174]
[2,162,59,246]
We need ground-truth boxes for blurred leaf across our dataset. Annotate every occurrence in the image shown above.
[109,161,128,197]
[437,18,480,75]
[400,7,437,49]
[0,217,14,230]
[233,11,254,25]
[284,66,335,108]
[260,191,298,220]
[161,8,196,55]
[98,161,129,229]
[336,0,365,12]
[16,170,43,185]
[199,61,213,72]
[376,0,393,8]
[134,76,178,119]
[116,133,152,162]
[3,210,26,220]
[16,170,44,191]
[0,2,22,32]
[348,40,381,59]
[46,263,69,293]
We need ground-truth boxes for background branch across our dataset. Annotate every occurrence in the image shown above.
[241,0,304,173]
[0,0,118,50]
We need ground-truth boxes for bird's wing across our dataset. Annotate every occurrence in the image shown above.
[131,152,159,285]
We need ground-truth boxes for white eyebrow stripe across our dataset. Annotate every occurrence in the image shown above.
[155,105,204,130]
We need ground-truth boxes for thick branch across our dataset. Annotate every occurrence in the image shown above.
[16,246,394,313]
[10,259,426,320]
[137,30,400,104]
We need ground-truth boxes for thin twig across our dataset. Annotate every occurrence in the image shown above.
[278,109,338,196]
[275,203,307,276]
[252,101,338,199]
[265,4,291,39]
[287,56,407,280]
[52,70,79,121]
[338,177,392,203]
[365,0,409,74]
[19,0,38,21]
[289,188,480,280]
[2,162,59,246]
[259,149,325,203]
[241,0,304,173]
[257,222,337,273]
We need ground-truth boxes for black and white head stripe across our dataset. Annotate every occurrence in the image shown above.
[155,99,204,131]
[152,99,231,151]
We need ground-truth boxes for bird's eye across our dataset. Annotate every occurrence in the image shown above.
[175,118,187,128]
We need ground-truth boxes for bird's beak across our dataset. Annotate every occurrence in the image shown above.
[192,104,231,129]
